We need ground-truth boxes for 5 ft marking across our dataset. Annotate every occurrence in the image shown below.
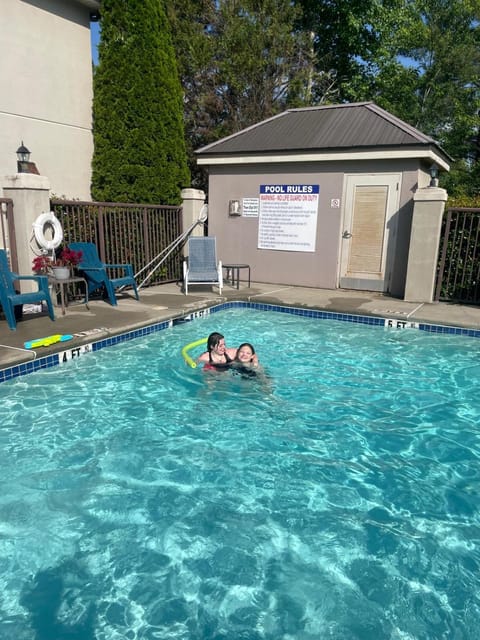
[385,318,418,329]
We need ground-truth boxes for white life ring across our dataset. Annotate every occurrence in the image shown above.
[33,211,63,250]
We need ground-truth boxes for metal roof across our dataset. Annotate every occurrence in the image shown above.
[74,0,101,10]
[196,102,447,158]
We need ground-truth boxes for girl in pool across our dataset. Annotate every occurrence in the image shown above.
[197,332,237,371]
[232,342,263,378]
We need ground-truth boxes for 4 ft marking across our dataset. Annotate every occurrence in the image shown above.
[60,343,93,363]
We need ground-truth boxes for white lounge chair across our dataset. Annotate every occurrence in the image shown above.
[183,236,223,295]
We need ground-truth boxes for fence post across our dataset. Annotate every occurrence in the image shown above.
[2,173,51,293]
[181,188,206,250]
[404,186,448,303]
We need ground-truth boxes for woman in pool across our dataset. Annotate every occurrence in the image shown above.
[197,332,237,371]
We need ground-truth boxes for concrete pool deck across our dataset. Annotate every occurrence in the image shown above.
[1,280,479,369]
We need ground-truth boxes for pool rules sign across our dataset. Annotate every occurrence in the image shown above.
[258,184,320,251]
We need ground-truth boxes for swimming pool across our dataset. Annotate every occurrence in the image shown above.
[1,306,479,639]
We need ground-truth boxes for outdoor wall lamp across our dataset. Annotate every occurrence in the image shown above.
[429,163,439,187]
[16,141,31,173]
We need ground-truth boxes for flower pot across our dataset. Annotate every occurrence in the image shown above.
[51,266,71,280]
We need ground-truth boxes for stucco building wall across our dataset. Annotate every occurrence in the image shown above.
[207,158,426,297]
[0,0,98,199]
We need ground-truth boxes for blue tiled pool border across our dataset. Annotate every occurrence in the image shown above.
[1,301,480,383]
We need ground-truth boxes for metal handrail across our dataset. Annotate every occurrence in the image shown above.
[135,204,208,290]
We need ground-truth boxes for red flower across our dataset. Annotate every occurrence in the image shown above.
[32,254,51,273]
[32,246,83,273]
[58,247,83,267]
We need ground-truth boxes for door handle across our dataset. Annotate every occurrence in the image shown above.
[342,230,352,239]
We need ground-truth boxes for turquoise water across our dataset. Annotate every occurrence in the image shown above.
[1,308,479,639]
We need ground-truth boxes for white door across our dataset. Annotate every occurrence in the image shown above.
[339,174,401,292]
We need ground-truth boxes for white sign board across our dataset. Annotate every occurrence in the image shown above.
[258,184,319,251]
[242,197,259,217]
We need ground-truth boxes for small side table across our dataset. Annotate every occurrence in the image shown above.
[223,264,251,290]
[49,275,89,315]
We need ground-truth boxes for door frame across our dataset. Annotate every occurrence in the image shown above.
[338,173,401,292]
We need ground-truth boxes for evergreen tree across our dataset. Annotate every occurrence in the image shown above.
[165,0,218,190]
[91,0,189,204]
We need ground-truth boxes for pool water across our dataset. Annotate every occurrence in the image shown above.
[1,308,479,639]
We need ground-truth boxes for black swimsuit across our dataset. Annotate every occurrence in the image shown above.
[207,351,233,370]
[233,363,257,378]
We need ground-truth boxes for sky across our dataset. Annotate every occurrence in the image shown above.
[91,21,100,65]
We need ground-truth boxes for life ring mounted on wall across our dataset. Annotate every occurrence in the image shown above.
[198,204,208,223]
[33,211,64,250]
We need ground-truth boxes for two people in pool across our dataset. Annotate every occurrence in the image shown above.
[197,332,258,374]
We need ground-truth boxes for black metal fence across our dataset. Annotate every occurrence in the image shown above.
[435,207,480,304]
[50,199,184,287]
[49,201,480,302]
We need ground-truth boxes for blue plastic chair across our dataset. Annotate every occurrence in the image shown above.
[0,249,55,330]
[69,242,139,306]
[183,236,223,295]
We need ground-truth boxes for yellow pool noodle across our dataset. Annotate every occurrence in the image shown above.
[181,337,208,368]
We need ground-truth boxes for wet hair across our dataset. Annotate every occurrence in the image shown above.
[207,332,225,352]
[236,342,255,360]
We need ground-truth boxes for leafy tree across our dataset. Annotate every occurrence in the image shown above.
[297,0,480,196]
[92,0,189,204]
[166,0,479,195]
[168,0,313,189]
[296,0,408,102]
[392,0,480,196]
[213,1,311,129]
